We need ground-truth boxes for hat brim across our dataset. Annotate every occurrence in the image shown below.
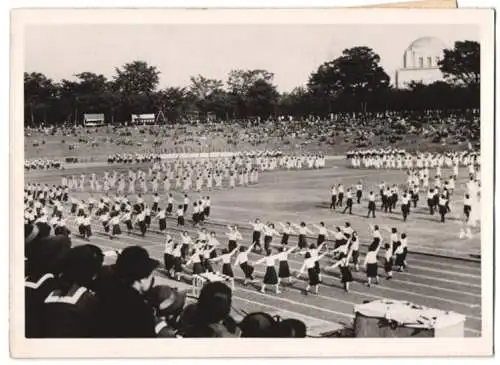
[146,258,160,274]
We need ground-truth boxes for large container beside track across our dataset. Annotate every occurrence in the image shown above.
[353,299,465,338]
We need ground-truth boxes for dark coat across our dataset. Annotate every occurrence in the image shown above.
[93,270,157,338]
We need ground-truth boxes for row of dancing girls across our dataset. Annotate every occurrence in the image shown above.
[162,223,304,295]
[249,219,333,253]
[163,231,221,280]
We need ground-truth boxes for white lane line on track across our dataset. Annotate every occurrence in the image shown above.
[73,233,483,319]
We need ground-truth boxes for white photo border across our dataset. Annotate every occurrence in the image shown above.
[10,8,495,358]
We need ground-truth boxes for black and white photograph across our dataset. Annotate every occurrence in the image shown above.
[10,7,494,358]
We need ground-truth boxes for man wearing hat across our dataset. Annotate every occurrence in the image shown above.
[94,246,161,338]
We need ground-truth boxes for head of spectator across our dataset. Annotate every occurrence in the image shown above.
[25,234,72,279]
[146,285,186,324]
[181,282,239,337]
[114,245,159,293]
[25,222,52,247]
[57,244,104,292]
[41,244,104,338]
[92,246,161,338]
[239,312,279,337]
[276,318,307,338]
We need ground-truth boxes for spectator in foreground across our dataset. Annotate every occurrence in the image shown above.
[25,233,72,338]
[41,244,104,338]
[239,312,279,337]
[238,312,308,338]
[93,245,161,338]
[179,281,240,337]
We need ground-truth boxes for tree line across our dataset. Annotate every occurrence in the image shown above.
[24,40,480,126]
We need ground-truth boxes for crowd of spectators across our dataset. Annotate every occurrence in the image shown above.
[24,109,480,160]
[25,223,308,338]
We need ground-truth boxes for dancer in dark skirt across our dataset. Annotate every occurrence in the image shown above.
[383,241,394,280]
[172,244,183,281]
[328,245,354,292]
[249,218,264,252]
[186,247,204,275]
[277,245,297,285]
[166,194,174,215]
[463,194,472,222]
[198,199,205,223]
[369,224,382,251]
[333,227,347,250]
[155,208,167,232]
[180,231,194,260]
[121,211,133,234]
[297,249,330,295]
[201,245,216,273]
[401,193,410,222]
[192,202,200,227]
[313,222,329,246]
[163,235,175,277]
[363,238,381,287]
[255,248,281,294]
[438,194,449,223]
[350,231,360,271]
[293,222,313,251]
[225,224,242,252]
[263,223,280,252]
[308,242,327,282]
[203,196,211,219]
[109,215,121,239]
[234,243,256,284]
[144,206,152,228]
[278,222,294,246]
[367,191,377,218]
[152,193,160,213]
[135,210,147,237]
[176,205,185,226]
[206,231,220,260]
[211,247,239,287]
[342,189,353,215]
[394,233,408,271]
[76,215,87,239]
[83,214,92,239]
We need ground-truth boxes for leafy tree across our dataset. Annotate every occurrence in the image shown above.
[438,40,480,87]
[113,60,160,95]
[245,79,279,119]
[189,75,224,117]
[24,72,57,126]
[227,69,274,95]
[308,46,390,113]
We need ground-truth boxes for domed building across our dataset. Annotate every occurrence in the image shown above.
[395,36,447,88]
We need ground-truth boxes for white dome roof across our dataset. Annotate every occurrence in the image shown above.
[407,37,447,52]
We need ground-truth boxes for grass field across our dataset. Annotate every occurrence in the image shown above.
[25,159,482,337]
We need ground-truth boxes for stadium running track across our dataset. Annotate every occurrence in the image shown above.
[62,213,481,338]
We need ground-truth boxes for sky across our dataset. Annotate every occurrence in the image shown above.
[24,24,479,92]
